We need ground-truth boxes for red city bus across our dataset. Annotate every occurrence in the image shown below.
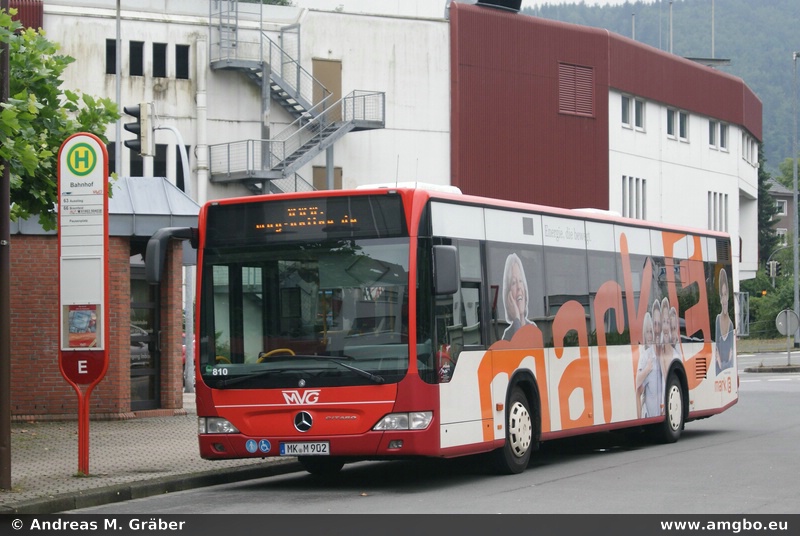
[147,185,738,475]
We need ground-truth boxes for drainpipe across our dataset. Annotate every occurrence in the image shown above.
[196,36,208,205]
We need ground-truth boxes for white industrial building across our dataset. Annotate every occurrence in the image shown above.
[39,0,759,284]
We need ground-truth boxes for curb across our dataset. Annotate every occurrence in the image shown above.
[743,365,800,373]
[0,460,303,515]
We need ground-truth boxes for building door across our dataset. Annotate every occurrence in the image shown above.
[313,58,342,120]
[130,258,160,411]
[313,165,342,190]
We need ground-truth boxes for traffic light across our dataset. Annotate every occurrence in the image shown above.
[776,262,782,277]
[123,103,151,156]
[768,260,776,278]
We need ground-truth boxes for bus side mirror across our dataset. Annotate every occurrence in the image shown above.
[433,245,459,296]
[145,227,196,284]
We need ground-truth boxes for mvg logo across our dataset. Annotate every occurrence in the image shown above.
[282,390,321,405]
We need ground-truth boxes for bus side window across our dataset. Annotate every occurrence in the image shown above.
[457,241,483,348]
[432,239,483,382]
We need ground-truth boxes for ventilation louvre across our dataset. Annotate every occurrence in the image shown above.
[716,238,731,263]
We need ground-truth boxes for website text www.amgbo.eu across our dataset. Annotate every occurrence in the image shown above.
[661,519,788,533]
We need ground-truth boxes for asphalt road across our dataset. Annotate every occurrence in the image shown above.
[72,353,800,515]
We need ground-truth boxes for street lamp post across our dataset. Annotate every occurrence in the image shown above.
[793,52,800,346]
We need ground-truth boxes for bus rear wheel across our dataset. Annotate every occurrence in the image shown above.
[650,373,684,444]
[491,387,533,474]
[299,456,345,476]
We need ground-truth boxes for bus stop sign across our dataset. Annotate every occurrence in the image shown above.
[56,132,110,476]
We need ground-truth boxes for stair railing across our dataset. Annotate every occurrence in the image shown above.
[268,90,385,170]
[264,33,329,112]
[209,91,384,178]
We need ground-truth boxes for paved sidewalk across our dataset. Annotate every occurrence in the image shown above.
[0,394,301,514]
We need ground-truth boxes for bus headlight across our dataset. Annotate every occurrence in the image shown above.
[373,411,433,431]
[198,417,240,434]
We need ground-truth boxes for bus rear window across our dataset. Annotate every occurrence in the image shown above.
[206,194,407,247]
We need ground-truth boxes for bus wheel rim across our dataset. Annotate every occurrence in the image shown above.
[667,384,682,431]
[508,401,532,457]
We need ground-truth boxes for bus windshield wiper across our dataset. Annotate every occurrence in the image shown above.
[292,355,385,384]
[216,368,294,388]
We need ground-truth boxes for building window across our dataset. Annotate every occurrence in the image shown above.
[154,144,168,178]
[667,109,676,138]
[708,191,728,232]
[634,99,645,131]
[105,39,116,75]
[176,145,191,192]
[130,151,143,177]
[679,111,689,141]
[130,41,144,76]
[776,199,787,216]
[719,123,728,150]
[777,229,788,245]
[709,120,718,147]
[558,63,594,117]
[621,95,631,127]
[622,175,646,219]
[153,43,167,78]
[176,44,190,80]
[741,132,747,161]
[106,143,116,176]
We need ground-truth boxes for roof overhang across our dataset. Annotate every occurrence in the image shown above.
[11,177,200,237]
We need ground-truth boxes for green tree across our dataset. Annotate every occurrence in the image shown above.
[757,144,780,262]
[741,268,793,339]
[0,9,119,231]
[775,156,797,190]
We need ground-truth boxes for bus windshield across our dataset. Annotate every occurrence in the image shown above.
[200,235,410,389]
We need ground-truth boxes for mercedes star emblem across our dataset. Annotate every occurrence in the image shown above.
[294,411,313,432]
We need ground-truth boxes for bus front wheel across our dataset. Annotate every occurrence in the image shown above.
[491,387,533,474]
[299,456,345,476]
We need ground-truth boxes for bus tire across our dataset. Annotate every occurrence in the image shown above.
[491,386,533,474]
[299,456,345,476]
[651,373,684,444]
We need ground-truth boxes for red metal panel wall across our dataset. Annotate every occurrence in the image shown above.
[9,0,43,30]
[450,4,611,210]
[608,34,762,140]
[449,4,762,212]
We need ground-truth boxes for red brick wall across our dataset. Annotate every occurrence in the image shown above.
[9,235,61,418]
[159,240,184,410]
[10,234,184,420]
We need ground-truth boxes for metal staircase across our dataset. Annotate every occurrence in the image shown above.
[209,90,385,191]
[208,0,385,193]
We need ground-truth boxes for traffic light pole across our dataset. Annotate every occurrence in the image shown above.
[154,125,194,393]
[793,53,800,347]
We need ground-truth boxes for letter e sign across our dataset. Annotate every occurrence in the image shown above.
[60,350,105,385]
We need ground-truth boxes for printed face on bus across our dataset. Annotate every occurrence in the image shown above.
[670,308,680,345]
[661,298,671,348]
[643,312,655,347]
[652,301,662,345]
[719,276,729,313]
[506,259,527,321]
